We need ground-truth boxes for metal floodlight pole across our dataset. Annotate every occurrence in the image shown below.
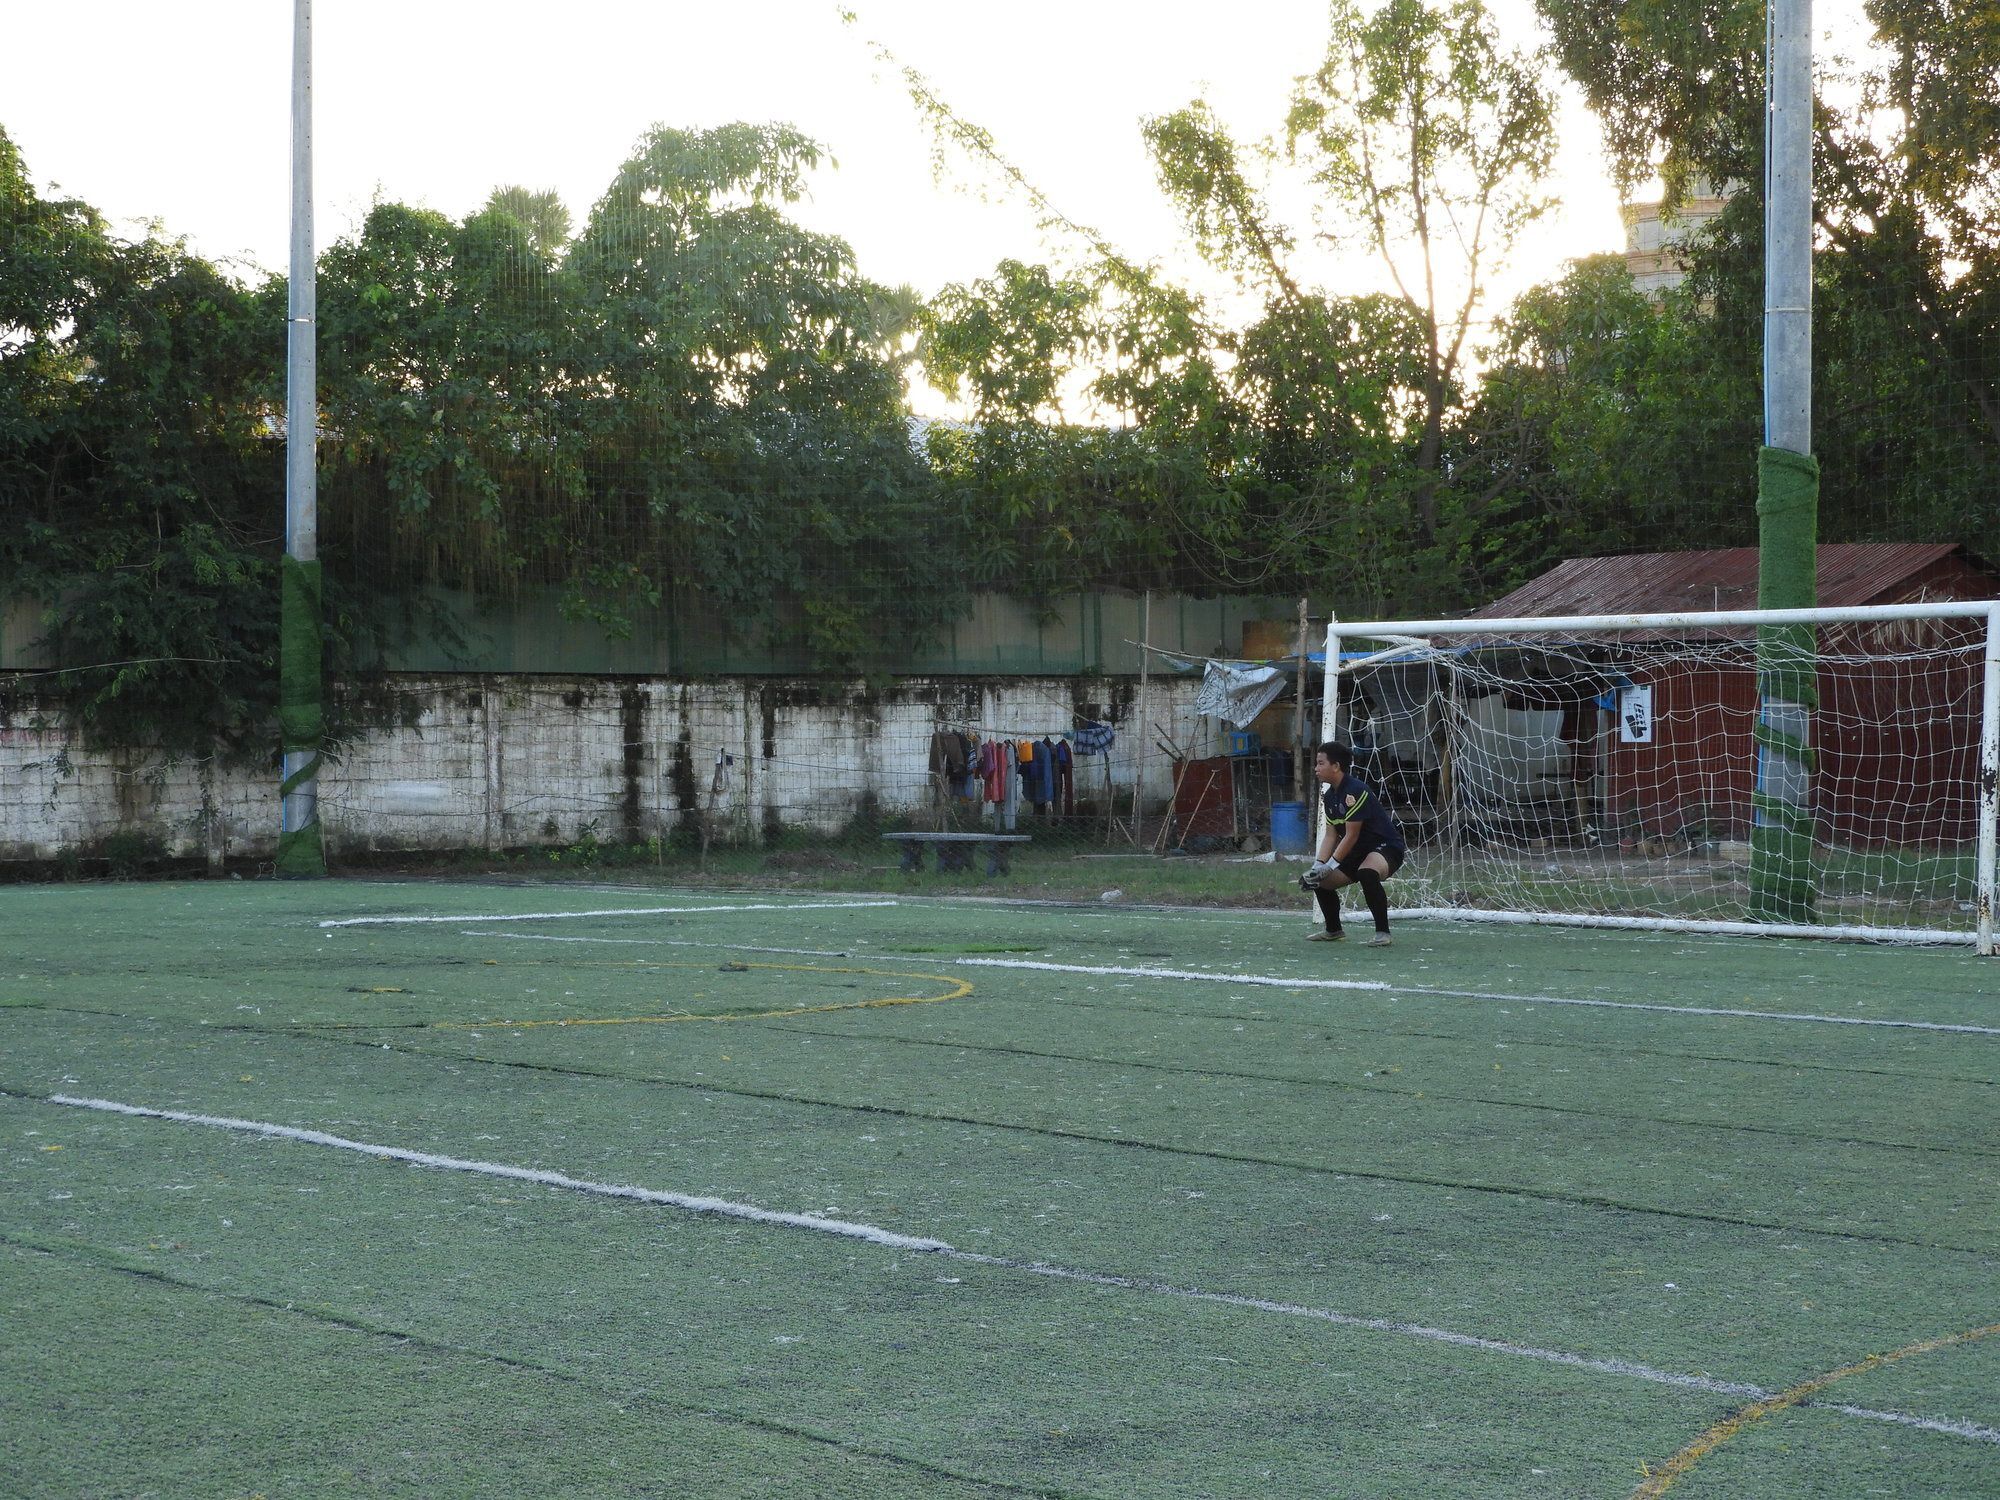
[287,1,315,572]
[1764,0,1812,460]
[278,0,325,874]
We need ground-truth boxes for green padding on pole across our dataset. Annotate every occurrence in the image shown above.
[1749,445,1819,922]
[276,824,323,876]
[280,556,325,749]
[1754,446,1820,706]
[277,555,325,878]
[1752,711,1817,769]
[1749,821,1817,915]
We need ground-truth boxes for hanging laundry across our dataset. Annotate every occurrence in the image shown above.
[1018,739,1048,814]
[979,739,1007,804]
[1000,737,1021,831]
[954,731,978,799]
[1073,721,1115,755]
[1054,737,1074,815]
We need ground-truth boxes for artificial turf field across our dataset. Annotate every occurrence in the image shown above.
[2,879,1996,1499]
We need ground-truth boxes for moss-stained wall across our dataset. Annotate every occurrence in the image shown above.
[0,669,1221,863]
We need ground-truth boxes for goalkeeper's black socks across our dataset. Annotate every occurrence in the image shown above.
[1357,869,1390,934]
[1315,885,1343,933]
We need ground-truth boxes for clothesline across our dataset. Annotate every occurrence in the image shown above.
[934,718,1114,741]
[958,724,1082,738]
[931,730,1117,756]
[1121,638,1329,671]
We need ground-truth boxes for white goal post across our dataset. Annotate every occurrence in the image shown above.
[1319,601,2000,954]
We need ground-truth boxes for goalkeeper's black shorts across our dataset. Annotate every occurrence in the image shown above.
[1336,841,1405,880]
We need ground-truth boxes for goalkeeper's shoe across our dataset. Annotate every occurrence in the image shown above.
[1364,932,1393,947]
[1306,927,1345,942]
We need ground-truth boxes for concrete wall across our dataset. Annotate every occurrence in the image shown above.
[0,671,1227,863]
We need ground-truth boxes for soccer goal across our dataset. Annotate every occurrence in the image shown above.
[1320,602,2000,952]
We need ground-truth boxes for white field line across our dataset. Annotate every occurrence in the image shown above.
[953,957,1388,994]
[459,931,854,959]
[319,901,899,929]
[1422,985,2000,1036]
[47,1094,946,1252]
[1817,1402,2000,1444]
[949,958,2000,1036]
[42,1093,1999,1448]
[943,1253,2000,1444]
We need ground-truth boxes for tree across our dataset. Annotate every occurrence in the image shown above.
[561,122,957,662]
[484,186,571,255]
[1285,0,1559,496]
[313,123,966,666]
[1,126,285,758]
[1534,0,2000,559]
[1122,0,1559,607]
[1453,254,1761,591]
[317,197,583,613]
[918,260,1172,599]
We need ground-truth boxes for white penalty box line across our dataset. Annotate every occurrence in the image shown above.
[948,958,2000,1037]
[42,1093,2000,1450]
[318,900,901,929]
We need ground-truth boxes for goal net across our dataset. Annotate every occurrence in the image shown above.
[1322,603,2000,951]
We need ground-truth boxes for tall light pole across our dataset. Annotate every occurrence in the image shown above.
[1749,0,1817,920]
[277,0,325,875]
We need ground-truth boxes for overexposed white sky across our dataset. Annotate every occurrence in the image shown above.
[8,0,1634,405]
[5,2,1636,276]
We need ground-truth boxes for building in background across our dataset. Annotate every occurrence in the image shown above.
[1621,179,1732,300]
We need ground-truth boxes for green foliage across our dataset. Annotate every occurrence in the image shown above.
[6,0,1995,783]
[318,123,961,668]
[1,125,285,756]
[1520,0,1999,563]
[1504,0,2000,568]
[1284,0,1557,492]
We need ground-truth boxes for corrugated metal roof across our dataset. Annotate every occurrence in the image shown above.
[1472,543,1987,620]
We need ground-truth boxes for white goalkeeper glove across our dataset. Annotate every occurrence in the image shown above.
[1300,860,1332,890]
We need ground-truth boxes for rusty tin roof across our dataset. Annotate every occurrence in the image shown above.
[1473,543,1993,621]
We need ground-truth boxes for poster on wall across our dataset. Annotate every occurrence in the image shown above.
[1618,685,1654,743]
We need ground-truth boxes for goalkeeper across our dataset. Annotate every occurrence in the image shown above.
[1301,741,1405,946]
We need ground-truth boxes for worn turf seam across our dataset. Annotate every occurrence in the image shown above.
[951,958,2000,1036]
[3,1061,1983,1260]
[13,1107,1998,1456]
[753,1020,2000,1159]
[0,1232,1066,1500]
[322,1042,1997,1253]
[13,995,1989,1158]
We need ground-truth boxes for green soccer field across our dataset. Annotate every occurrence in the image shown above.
[3,879,1996,1498]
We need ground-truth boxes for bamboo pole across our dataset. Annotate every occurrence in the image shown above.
[1132,589,1151,846]
[1294,596,1309,803]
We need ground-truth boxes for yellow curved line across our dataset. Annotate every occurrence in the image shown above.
[431,960,972,1031]
[1631,1321,2000,1498]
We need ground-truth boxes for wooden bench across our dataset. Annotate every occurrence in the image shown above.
[882,831,1031,876]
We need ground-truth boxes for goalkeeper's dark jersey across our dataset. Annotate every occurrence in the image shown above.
[1323,775,1405,852]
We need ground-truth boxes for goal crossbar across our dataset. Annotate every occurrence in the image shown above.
[1332,601,2000,637]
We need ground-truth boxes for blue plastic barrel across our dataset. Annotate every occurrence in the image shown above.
[1269,800,1310,856]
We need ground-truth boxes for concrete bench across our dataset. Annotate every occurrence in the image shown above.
[882,831,1031,876]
